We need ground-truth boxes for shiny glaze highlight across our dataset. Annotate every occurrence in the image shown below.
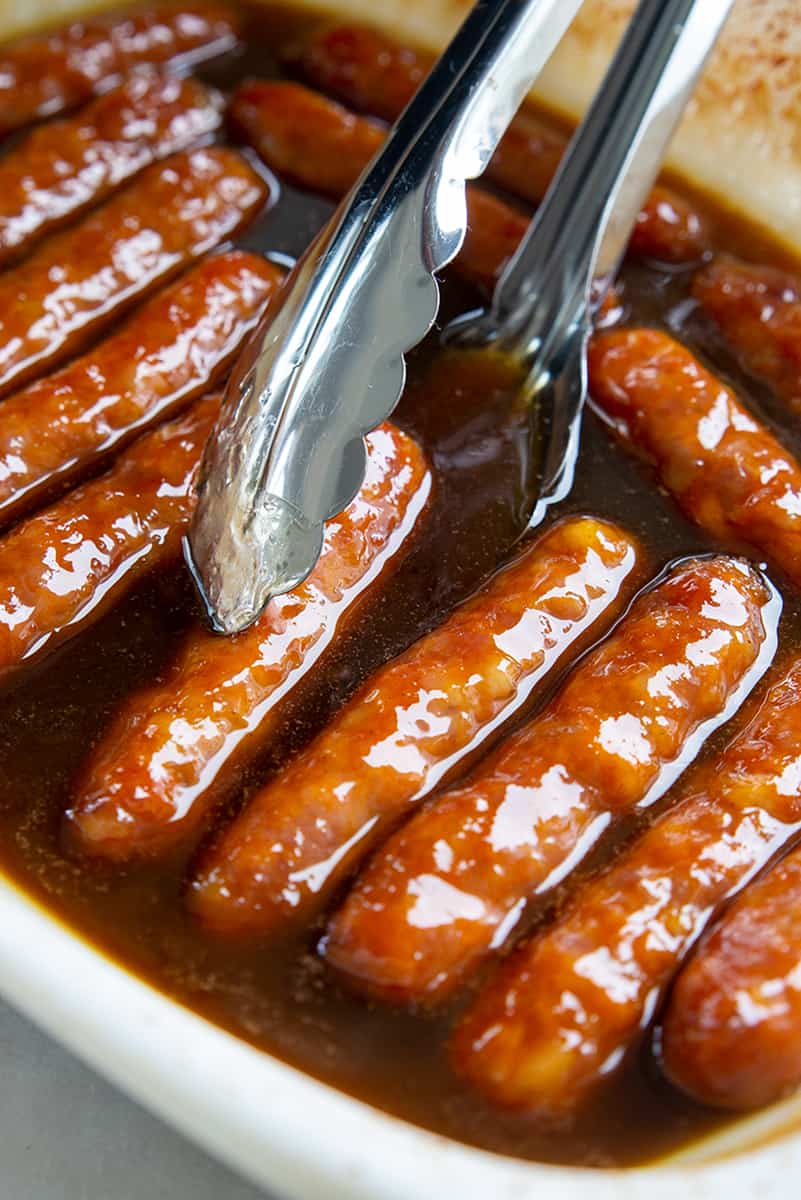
[325,557,776,1003]
[0,4,239,136]
[0,250,283,527]
[589,328,801,588]
[0,72,224,264]
[694,258,801,414]
[0,145,270,397]
[664,829,801,1110]
[454,654,801,1115]
[65,425,432,860]
[189,514,641,935]
[0,394,220,677]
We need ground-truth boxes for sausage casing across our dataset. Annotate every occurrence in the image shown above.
[325,558,774,1004]
[452,654,801,1117]
[0,250,283,528]
[0,146,268,396]
[291,23,707,265]
[589,328,801,589]
[0,5,238,136]
[65,426,432,861]
[0,72,223,265]
[188,516,641,935]
[228,80,528,294]
[663,838,801,1111]
[693,259,801,413]
[0,394,219,678]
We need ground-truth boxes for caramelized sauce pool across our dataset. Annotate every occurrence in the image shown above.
[2,2,801,1168]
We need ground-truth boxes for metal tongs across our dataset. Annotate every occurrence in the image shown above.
[187,0,734,634]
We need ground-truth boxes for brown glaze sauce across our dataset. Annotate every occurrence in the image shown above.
[2,2,801,1169]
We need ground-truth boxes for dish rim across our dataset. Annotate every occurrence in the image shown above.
[2,871,801,1198]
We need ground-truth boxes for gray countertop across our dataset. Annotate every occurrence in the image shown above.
[1,997,273,1200]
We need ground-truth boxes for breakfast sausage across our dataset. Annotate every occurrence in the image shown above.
[64,425,432,861]
[663,840,801,1111]
[0,394,219,679]
[189,516,642,935]
[0,72,223,265]
[0,4,238,137]
[694,259,801,413]
[290,23,707,265]
[0,250,283,528]
[588,328,801,589]
[0,146,268,396]
[228,80,528,294]
[324,557,773,1004]
[453,654,801,1117]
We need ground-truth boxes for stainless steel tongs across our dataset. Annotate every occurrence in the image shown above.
[187,0,734,635]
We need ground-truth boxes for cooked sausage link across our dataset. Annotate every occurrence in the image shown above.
[0,251,283,528]
[0,73,223,265]
[453,655,801,1117]
[0,394,219,678]
[628,187,707,265]
[459,189,533,297]
[324,557,773,1004]
[0,146,268,396]
[694,259,801,413]
[0,5,238,136]
[287,23,431,125]
[229,80,384,199]
[64,425,431,861]
[189,516,641,935]
[663,841,801,1111]
[229,81,528,294]
[291,23,707,265]
[289,22,564,205]
[589,328,801,589]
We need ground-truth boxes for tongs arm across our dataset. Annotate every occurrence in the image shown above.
[187,0,583,634]
[451,0,734,523]
[465,0,735,362]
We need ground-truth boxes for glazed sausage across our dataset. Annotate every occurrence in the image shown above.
[290,23,707,265]
[452,654,801,1117]
[288,22,563,204]
[588,328,801,589]
[694,259,801,413]
[0,251,283,528]
[189,516,641,935]
[287,24,431,127]
[0,394,219,679]
[0,146,268,397]
[663,838,801,1111]
[324,557,773,1004]
[0,73,223,266]
[64,425,431,861]
[627,188,708,265]
[0,5,238,137]
[229,81,528,294]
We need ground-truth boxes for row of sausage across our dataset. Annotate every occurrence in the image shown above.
[2,6,801,1124]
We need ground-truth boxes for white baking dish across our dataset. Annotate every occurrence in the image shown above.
[3,868,801,1198]
[2,1,801,1195]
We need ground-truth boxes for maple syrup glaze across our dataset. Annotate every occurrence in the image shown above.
[1,3,801,1167]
